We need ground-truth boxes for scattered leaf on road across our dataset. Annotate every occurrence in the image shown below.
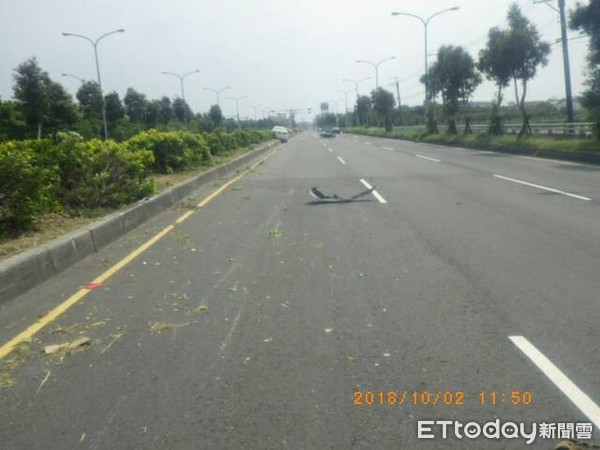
[149,321,189,335]
[99,333,123,354]
[36,370,51,394]
[268,228,282,239]
[186,305,209,316]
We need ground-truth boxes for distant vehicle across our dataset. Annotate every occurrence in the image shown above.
[320,129,335,138]
[332,127,341,134]
[272,126,290,142]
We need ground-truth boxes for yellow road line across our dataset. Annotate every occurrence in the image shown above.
[0,146,278,360]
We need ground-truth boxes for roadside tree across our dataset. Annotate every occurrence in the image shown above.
[427,46,481,134]
[173,97,192,125]
[0,100,27,140]
[504,4,551,137]
[478,28,513,134]
[355,95,372,126]
[76,81,103,136]
[209,104,223,128]
[371,88,396,132]
[570,0,600,138]
[157,96,174,126]
[124,88,148,123]
[13,58,53,139]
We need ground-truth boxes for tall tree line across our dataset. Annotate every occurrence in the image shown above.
[0,57,237,141]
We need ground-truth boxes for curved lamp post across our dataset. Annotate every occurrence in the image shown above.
[226,95,247,128]
[342,77,371,97]
[61,73,86,83]
[355,56,396,89]
[161,69,200,128]
[204,86,231,107]
[62,28,125,139]
[391,7,459,104]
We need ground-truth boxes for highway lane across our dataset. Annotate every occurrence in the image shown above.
[348,133,600,202]
[0,131,598,448]
[328,132,600,394]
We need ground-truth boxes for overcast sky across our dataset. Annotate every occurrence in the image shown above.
[0,0,591,122]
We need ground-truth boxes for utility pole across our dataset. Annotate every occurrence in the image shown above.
[389,77,401,108]
[559,0,574,126]
[389,77,402,125]
[534,0,574,126]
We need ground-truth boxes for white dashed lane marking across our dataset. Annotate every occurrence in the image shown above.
[360,179,387,204]
[416,154,441,163]
[494,174,591,201]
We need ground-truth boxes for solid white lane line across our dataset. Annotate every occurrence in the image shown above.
[337,156,346,165]
[383,146,394,151]
[416,154,441,163]
[494,174,591,201]
[509,336,600,429]
[360,179,387,204]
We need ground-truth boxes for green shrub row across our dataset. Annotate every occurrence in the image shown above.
[126,130,210,174]
[0,129,273,236]
[203,129,272,157]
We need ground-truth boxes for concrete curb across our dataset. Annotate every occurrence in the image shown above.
[0,141,278,304]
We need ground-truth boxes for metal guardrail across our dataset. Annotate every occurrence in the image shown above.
[394,122,594,137]
[393,122,596,137]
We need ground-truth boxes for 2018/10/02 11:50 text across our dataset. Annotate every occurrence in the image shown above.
[352,390,533,407]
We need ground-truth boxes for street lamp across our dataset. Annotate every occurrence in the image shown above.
[342,77,371,96]
[336,89,354,127]
[391,7,459,104]
[248,104,262,122]
[226,95,247,128]
[161,69,200,129]
[62,28,125,139]
[356,57,396,89]
[336,89,354,114]
[61,73,86,83]
[204,86,231,107]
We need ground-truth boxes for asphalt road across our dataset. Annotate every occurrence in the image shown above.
[0,132,599,449]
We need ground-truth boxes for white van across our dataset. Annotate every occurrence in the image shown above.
[272,126,290,143]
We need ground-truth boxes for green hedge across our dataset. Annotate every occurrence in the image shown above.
[0,129,273,236]
[126,130,210,174]
[50,133,155,208]
[0,134,155,233]
[0,141,57,234]
[202,129,272,156]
